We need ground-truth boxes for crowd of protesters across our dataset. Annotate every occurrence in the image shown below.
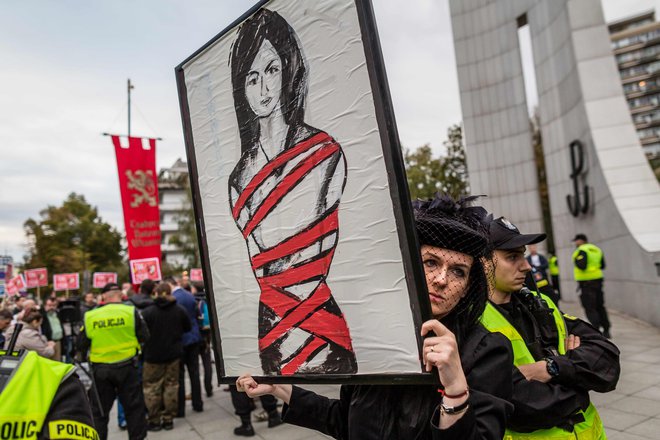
[0,274,247,439]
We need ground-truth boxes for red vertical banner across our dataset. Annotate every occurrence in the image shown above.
[112,135,162,262]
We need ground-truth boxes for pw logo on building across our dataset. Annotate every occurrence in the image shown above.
[566,140,591,217]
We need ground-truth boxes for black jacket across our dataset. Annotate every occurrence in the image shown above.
[141,296,191,363]
[493,296,620,432]
[41,373,96,439]
[282,324,513,440]
[128,293,154,310]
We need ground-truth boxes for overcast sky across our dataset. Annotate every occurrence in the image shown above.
[0,0,657,263]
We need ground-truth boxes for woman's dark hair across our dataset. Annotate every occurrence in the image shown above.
[22,307,43,324]
[413,194,490,344]
[140,279,156,296]
[230,8,308,154]
[154,282,172,297]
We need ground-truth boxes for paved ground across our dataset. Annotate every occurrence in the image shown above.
[106,301,660,440]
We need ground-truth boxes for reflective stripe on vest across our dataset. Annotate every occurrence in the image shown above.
[480,293,605,440]
[0,351,75,440]
[549,256,559,276]
[84,303,139,364]
[572,244,603,281]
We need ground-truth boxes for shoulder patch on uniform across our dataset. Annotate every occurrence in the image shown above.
[49,420,99,440]
[562,314,578,321]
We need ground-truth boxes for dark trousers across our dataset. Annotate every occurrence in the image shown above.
[551,275,561,297]
[579,279,610,332]
[229,385,278,416]
[178,343,203,415]
[200,332,213,396]
[91,361,146,440]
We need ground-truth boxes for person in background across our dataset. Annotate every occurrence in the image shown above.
[80,292,97,316]
[191,281,213,398]
[4,307,56,359]
[13,298,36,322]
[165,276,203,416]
[11,296,26,315]
[572,233,610,338]
[548,254,561,298]
[0,309,12,347]
[41,297,64,362]
[129,279,155,310]
[121,282,135,300]
[525,245,557,305]
[141,282,191,431]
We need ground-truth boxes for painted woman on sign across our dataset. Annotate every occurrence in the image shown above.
[227,8,357,375]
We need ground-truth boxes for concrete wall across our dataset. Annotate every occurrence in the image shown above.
[450,0,660,325]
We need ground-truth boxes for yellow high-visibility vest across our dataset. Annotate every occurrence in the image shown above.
[480,293,605,440]
[572,244,604,281]
[0,351,97,440]
[84,303,139,364]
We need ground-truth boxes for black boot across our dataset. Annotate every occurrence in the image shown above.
[267,410,283,428]
[234,415,255,437]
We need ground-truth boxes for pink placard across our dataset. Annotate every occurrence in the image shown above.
[53,273,80,291]
[25,268,49,288]
[129,257,162,284]
[93,272,118,289]
[6,275,26,296]
[190,268,203,282]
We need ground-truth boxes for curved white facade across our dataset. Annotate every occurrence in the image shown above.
[450,0,660,325]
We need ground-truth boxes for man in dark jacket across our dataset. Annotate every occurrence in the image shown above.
[141,282,191,431]
[129,279,155,310]
[165,276,203,416]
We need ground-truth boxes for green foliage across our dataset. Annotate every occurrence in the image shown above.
[23,193,123,286]
[405,124,470,200]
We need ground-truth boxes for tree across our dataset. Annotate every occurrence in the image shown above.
[438,124,470,199]
[23,193,123,287]
[404,124,470,200]
[404,144,444,200]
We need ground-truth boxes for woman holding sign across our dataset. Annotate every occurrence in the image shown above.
[237,194,513,439]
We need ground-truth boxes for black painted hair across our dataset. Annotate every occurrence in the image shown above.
[413,194,490,343]
[230,8,308,155]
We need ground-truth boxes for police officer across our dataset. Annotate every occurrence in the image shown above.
[481,217,620,439]
[572,233,610,338]
[79,283,149,440]
[548,254,561,298]
[0,325,97,440]
[525,244,558,305]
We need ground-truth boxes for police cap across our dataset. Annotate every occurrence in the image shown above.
[488,216,546,250]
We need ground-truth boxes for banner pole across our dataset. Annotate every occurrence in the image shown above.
[128,79,134,137]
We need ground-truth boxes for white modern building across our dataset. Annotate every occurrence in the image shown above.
[158,158,190,268]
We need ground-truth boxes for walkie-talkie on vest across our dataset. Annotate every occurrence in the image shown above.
[0,323,26,393]
[520,286,560,356]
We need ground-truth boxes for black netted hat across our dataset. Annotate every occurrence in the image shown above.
[413,195,489,258]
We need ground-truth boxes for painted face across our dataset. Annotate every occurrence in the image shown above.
[245,39,283,118]
[493,247,531,293]
[421,244,473,318]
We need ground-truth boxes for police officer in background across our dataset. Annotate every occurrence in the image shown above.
[79,283,149,440]
[0,326,97,440]
[572,233,610,338]
[481,217,620,439]
[548,253,561,298]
